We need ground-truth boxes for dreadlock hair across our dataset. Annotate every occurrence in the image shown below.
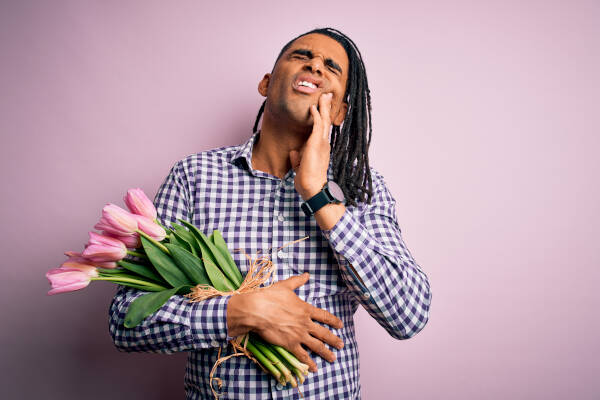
[252,27,374,207]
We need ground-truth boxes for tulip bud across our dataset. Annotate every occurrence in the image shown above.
[103,232,141,249]
[124,188,157,220]
[94,204,138,236]
[64,251,117,269]
[59,261,100,276]
[46,269,93,295]
[133,214,166,242]
[82,232,127,262]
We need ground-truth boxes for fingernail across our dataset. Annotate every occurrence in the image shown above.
[327,93,333,98]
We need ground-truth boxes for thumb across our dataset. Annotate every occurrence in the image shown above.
[278,272,310,290]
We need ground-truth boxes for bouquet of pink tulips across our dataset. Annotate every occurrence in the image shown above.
[46,188,309,390]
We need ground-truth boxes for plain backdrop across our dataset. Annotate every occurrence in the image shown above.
[1,0,598,399]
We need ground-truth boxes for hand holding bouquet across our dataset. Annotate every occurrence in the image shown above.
[46,188,310,394]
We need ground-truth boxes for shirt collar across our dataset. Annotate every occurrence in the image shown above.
[230,130,260,173]
[230,130,337,182]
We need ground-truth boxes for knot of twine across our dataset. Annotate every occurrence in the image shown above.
[184,236,309,399]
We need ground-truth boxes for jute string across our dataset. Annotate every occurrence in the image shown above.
[184,236,309,399]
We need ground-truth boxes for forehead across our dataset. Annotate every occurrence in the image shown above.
[285,33,349,70]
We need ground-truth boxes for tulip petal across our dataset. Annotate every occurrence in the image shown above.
[124,188,157,220]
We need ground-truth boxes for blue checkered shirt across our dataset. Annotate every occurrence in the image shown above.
[109,131,432,399]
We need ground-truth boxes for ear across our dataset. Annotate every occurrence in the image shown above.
[258,73,271,97]
[332,101,348,126]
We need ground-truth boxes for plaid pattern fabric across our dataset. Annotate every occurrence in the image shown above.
[108,131,432,399]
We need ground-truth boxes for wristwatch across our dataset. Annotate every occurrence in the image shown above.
[301,181,346,217]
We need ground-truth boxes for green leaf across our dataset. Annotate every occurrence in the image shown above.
[97,267,126,275]
[124,286,181,328]
[164,243,211,286]
[169,232,191,252]
[211,229,244,285]
[117,260,167,284]
[115,282,167,292]
[179,220,242,288]
[204,257,236,292]
[173,230,198,256]
[140,236,193,287]
[172,224,201,255]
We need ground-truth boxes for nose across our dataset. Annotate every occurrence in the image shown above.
[303,56,324,75]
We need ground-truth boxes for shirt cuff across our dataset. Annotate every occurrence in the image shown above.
[189,294,233,347]
[321,208,371,266]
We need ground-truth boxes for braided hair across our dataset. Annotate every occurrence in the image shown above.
[252,27,374,206]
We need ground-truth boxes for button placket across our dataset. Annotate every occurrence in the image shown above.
[272,180,287,282]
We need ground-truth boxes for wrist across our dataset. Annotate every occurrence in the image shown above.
[298,180,327,201]
[226,293,254,337]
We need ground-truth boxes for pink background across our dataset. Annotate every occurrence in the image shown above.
[1,1,598,398]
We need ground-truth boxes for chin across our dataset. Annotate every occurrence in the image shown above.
[282,101,313,125]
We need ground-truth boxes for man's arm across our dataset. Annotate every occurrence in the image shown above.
[108,160,233,353]
[318,169,432,340]
[291,93,431,340]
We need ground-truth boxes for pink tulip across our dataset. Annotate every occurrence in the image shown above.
[64,251,117,269]
[59,260,100,276]
[82,232,127,262]
[124,188,157,220]
[46,269,93,295]
[94,204,138,236]
[134,214,167,241]
[103,232,141,249]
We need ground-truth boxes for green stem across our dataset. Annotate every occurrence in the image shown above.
[253,340,292,385]
[245,341,281,381]
[136,229,170,255]
[272,345,309,374]
[126,250,148,259]
[92,276,168,291]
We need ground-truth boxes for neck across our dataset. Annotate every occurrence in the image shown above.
[251,111,311,179]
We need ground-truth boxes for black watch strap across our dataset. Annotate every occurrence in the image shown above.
[301,183,339,217]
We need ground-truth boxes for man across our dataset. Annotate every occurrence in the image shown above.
[109,27,432,399]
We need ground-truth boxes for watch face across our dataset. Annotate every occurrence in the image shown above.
[328,181,345,202]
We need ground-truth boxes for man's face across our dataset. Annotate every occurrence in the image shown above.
[259,33,349,128]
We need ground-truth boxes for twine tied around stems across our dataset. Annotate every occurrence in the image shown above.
[184,236,309,399]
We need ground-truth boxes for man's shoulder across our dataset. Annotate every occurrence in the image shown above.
[366,165,388,190]
[171,142,241,174]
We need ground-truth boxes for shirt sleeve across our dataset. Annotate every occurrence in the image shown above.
[321,169,432,340]
[108,160,234,353]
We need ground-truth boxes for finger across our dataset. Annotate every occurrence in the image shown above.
[318,93,333,129]
[304,335,336,363]
[309,104,322,133]
[309,322,344,350]
[291,344,317,373]
[317,93,332,140]
[309,305,343,329]
[277,272,310,291]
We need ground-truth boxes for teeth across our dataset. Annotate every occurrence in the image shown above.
[298,80,317,89]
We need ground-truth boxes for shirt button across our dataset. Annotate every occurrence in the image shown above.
[277,214,285,222]
[210,340,219,347]
[362,292,371,300]
[276,383,284,390]
[277,250,287,259]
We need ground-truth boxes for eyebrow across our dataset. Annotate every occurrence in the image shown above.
[289,49,343,74]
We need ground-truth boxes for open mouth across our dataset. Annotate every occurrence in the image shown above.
[292,75,322,94]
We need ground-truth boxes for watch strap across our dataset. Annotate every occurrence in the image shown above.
[301,183,339,217]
